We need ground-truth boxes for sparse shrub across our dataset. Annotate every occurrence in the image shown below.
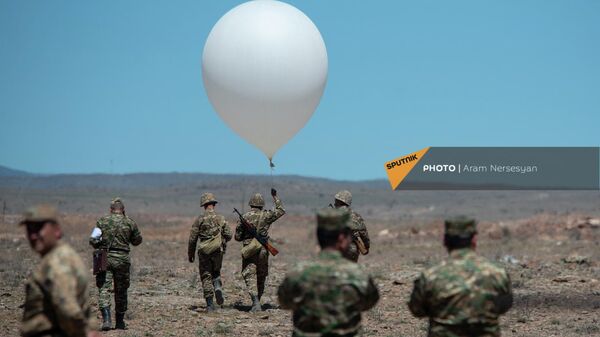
[575,324,600,334]
[258,327,275,335]
[195,328,208,337]
[214,322,232,334]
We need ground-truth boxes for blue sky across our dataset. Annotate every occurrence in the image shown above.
[1,1,598,180]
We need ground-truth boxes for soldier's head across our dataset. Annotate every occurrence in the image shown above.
[110,197,125,214]
[249,193,265,209]
[316,208,352,252]
[20,205,62,256]
[443,216,477,251]
[200,192,218,210]
[334,190,352,208]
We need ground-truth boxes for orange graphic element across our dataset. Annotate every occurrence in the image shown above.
[384,147,430,190]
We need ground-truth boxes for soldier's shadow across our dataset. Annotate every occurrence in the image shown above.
[187,303,278,313]
[232,302,278,312]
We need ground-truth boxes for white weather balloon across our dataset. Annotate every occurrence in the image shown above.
[202,0,328,161]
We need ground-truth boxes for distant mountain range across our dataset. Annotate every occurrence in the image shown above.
[0,165,33,177]
[1,164,598,221]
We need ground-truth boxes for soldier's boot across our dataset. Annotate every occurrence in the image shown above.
[213,277,224,305]
[100,307,111,331]
[205,296,216,312]
[115,312,128,330]
[249,294,262,312]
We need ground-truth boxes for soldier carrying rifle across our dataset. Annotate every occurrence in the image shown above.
[331,190,370,262]
[234,188,285,312]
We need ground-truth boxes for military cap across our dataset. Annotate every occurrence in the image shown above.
[444,216,477,237]
[317,208,351,232]
[19,205,59,225]
[249,193,265,207]
[200,192,218,207]
[334,190,352,206]
[110,197,124,208]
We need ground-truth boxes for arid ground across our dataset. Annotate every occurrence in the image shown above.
[1,173,599,336]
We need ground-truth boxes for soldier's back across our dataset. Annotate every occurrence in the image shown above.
[96,213,141,251]
[413,248,511,337]
[278,250,378,336]
[197,210,226,238]
[348,210,366,231]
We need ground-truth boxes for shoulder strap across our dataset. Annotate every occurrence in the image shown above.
[106,217,116,250]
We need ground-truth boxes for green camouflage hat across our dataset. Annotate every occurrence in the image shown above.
[200,192,218,207]
[445,216,477,237]
[317,208,351,232]
[248,193,265,207]
[334,190,352,206]
[19,205,59,225]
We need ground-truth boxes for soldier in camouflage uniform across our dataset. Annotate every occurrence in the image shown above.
[235,188,285,311]
[188,192,233,311]
[20,205,100,337]
[332,190,370,262]
[89,198,142,331]
[278,208,380,337]
[408,216,513,337]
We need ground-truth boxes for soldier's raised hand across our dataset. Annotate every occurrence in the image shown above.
[271,188,277,198]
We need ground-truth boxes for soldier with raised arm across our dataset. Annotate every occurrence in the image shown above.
[235,188,285,312]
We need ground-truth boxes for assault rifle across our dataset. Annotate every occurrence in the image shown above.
[233,208,279,256]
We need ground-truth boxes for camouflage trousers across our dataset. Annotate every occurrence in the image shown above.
[198,249,224,298]
[96,252,130,313]
[428,322,500,337]
[241,247,269,298]
[292,327,363,337]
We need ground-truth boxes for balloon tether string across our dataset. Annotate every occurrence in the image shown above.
[269,159,275,188]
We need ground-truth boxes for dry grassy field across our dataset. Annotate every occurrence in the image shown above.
[1,207,599,337]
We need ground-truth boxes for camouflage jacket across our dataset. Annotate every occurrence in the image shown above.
[21,242,92,337]
[278,250,380,337]
[89,213,142,253]
[235,196,285,245]
[408,248,513,337]
[188,208,233,258]
[338,205,370,250]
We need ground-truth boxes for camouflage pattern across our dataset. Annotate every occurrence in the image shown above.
[316,208,351,232]
[95,253,131,313]
[21,242,93,337]
[90,213,142,314]
[188,208,233,298]
[200,193,218,207]
[278,250,379,337]
[408,248,513,337]
[335,205,369,262]
[445,216,477,237]
[235,196,285,298]
[248,193,265,208]
[334,190,353,206]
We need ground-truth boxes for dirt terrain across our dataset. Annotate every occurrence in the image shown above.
[1,206,599,337]
[1,171,599,336]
